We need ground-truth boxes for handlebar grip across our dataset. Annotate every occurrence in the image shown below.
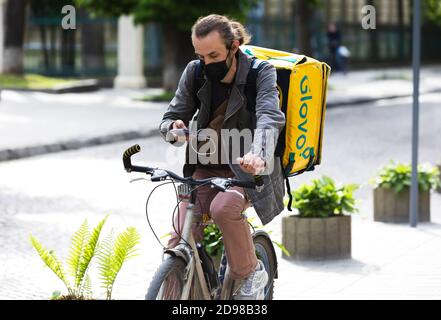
[228,178,258,190]
[254,175,264,192]
[124,144,141,158]
[123,144,141,172]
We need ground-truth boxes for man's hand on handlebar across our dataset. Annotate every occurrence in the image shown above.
[169,120,189,142]
[236,152,265,175]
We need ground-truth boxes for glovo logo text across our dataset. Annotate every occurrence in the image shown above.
[296,75,315,160]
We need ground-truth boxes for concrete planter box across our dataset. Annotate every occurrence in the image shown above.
[282,215,351,260]
[373,187,430,223]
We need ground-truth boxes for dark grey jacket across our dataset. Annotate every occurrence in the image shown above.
[159,49,286,225]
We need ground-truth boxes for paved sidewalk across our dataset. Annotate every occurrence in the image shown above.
[0,88,165,160]
[327,65,441,107]
[274,214,441,300]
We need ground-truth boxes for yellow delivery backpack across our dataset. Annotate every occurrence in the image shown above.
[241,45,331,210]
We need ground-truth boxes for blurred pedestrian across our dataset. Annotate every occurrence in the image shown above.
[327,23,345,73]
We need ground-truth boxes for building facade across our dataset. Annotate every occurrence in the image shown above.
[21,0,441,78]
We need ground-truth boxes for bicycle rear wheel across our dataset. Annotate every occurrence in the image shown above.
[253,231,278,300]
[145,256,187,300]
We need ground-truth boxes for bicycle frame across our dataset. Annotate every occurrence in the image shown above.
[163,189,237,300]
[177,202,211,300]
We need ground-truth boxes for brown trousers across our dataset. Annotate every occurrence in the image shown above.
[167,166,258,280]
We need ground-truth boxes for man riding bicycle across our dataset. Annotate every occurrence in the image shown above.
[159,14,285,300]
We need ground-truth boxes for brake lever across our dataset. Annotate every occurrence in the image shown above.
[210,179,246,200]
[129,177,150,183]
[210,178,228,192]
[151,169,169,182]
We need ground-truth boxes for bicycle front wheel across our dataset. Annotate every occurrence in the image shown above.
[253,231,278,300]
[145,256,187,300]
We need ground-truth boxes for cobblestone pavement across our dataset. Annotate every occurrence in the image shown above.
[1,94,441,300]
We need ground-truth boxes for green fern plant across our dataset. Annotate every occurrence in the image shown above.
[30,216,141,300]
[30,215,108,299]
[29,236,73,298]
[97,227,141,300]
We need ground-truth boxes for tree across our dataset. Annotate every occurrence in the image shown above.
[79,8,105,76]
[76,0,258,91]
[29,0,78,75]
[75,0,137,17]
[366,0,379,61]
[424,0,441,26]
[2,0,27,74]
[293,0,323,57]
[29,1,53,71]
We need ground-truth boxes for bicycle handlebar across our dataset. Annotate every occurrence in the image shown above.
[122,144,264,191]
[123,144,142,171]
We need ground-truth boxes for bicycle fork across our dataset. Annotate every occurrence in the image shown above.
[177,202,211,300]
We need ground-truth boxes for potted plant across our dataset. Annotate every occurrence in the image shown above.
[282,176,359,260]
[370,161,441,223]
[30,215,141,300]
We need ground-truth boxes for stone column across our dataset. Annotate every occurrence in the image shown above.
[114,15,146,89]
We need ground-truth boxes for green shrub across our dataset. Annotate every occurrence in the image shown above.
[139,91,175,102]
[0,74,76,89]
[288,176,359,218]
[202,215,290,259]
[370,161,441,193]
[202,223,224,258]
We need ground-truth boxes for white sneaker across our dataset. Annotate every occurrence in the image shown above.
[234,260,268,300]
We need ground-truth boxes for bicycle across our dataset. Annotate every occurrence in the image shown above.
[123,144,278,300]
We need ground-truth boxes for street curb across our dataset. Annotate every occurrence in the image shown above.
[0,129,158,162]
[326,88,441,108]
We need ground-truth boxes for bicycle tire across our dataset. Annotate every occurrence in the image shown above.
[145,256,187,300]
[253,232,278,300]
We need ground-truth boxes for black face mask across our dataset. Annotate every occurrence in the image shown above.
[202,49,232,82]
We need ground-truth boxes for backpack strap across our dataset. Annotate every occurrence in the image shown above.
[285,173,293,211]
[283,152,316,211]
[245,57,267,112]
[246,58,295,212]
[193,57,266,111]
[193,60,205,110]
